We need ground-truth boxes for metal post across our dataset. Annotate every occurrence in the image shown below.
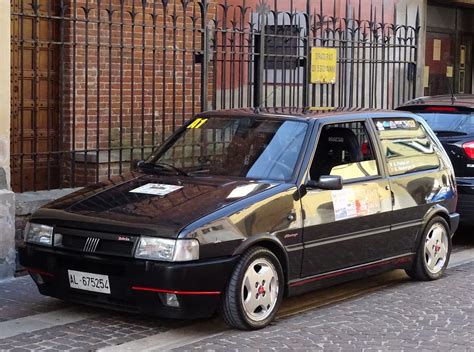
[253,13,266,108]
[200,0,209,112]
[413,7,420,99]
[302,0,311,107]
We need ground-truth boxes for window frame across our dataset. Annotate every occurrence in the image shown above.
[373,117,442,178]
[303,118,386,186]
[146,115,312,183]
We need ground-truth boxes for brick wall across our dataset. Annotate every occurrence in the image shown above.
[61,0,212,186]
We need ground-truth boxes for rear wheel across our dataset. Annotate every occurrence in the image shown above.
[406,216,451,281]
[221,247,284,330]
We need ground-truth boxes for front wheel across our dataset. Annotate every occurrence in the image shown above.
[406,216,451,281]
[221,247,284,330]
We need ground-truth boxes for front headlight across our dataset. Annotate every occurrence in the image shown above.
[135,237,199,262]
[24,222,54,246]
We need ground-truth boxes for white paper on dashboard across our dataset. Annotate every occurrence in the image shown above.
[130,183,183,196]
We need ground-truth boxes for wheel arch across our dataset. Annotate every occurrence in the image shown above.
[232,235,290,294]
[422,205,451,231]
[416,205,452,249]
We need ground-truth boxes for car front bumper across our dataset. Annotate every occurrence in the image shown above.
[19,245,238,319]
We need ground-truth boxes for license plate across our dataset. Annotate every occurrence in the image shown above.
[68,270,111,294]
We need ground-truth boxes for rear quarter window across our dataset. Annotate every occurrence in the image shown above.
[375,118,440,176]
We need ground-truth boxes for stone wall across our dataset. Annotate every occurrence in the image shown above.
[14,188,80,273]
[0,1,14,281]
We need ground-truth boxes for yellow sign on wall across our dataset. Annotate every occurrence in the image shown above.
[311,47,337,84]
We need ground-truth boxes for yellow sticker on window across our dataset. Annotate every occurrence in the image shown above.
[187,118,208,129]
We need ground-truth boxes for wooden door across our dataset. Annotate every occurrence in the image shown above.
[459,35,473,94]
[11,0,60,192]
[424,32,455,96]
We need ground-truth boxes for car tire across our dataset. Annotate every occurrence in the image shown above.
[406,216,451,281]
[221,246,284,330]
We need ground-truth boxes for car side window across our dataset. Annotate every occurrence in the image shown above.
[375,118,440,176]
[310,121,380,182]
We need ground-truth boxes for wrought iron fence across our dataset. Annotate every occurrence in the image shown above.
[10,0,420,192]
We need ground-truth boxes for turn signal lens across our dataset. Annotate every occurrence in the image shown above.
[173,239,199,261]
[463,141,474,159]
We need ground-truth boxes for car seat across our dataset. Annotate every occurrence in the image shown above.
[310,127,363,180]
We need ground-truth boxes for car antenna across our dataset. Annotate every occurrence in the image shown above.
[254,89,275,113]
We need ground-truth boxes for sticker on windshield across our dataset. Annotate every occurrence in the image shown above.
[187,118,208,129]
[378,119,416,130]
[130,183,183,196]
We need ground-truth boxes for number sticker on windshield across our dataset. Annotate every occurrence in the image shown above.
[187,118,208,129]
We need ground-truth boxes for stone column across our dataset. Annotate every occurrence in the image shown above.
[0,0,15,280]
[397,0,428,99]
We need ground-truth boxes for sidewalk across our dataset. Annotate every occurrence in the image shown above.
[0,276,188,350]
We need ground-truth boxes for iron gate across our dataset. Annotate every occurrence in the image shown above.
[10,0,420,192]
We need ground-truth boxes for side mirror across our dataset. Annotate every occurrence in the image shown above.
[131,159,145,170]
[306,175,343,190]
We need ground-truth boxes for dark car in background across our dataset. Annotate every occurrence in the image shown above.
[20,108,459,330]
[397,94,474,225]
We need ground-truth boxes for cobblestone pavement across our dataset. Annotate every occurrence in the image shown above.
[176,262,474,351]
[0,262,472,351]
[0,275,66,322]
[0,276,190,350]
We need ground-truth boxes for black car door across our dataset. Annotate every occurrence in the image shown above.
[300,119,393,278]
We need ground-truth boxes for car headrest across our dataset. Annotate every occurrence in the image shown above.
[318,127,363,162]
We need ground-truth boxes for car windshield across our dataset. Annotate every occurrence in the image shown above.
[146,116,308,181]
[416,112,474,134]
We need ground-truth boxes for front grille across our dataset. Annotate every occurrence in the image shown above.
[62,234,87,251]
[54,227,138,257]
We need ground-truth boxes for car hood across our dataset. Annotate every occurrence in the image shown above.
[33,171,277,238]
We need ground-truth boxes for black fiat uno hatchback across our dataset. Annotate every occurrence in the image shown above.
[20,108,459,330]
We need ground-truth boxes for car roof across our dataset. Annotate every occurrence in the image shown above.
[198,107,418,121]
[397,94,474,110]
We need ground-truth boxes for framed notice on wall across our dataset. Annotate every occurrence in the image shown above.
[310,47,337,84]
[433,39,441,61]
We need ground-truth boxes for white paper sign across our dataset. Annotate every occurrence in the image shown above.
[331,189,357,221]
[331,186,381,221]
[227,184,260,199]
[433,39,441,61]
[130,183,183,196]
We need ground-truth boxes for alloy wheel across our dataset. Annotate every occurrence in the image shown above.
[241,258,279,322]
[423,222,449,274]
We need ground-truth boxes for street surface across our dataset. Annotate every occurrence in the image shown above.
[0,230,472,351]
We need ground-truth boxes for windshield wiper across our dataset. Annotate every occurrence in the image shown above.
[141,162,189,176]
[434,130,467,136]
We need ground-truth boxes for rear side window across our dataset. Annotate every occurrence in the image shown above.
[375,118,440,176]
